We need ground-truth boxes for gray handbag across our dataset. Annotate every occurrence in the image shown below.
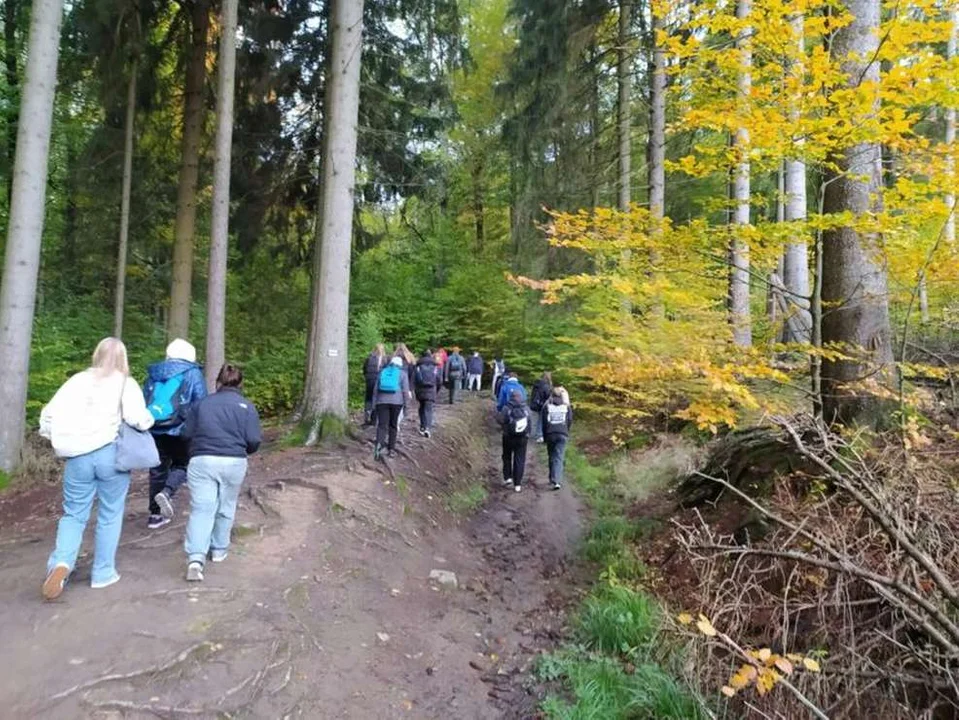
[114,380,160,472]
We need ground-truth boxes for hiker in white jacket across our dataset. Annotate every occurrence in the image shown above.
[39,338,154,600]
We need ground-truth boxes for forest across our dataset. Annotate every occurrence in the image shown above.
[0,0,958,716]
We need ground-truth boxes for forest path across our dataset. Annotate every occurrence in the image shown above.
[0,394,585,719]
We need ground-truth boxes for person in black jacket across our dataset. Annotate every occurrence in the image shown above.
[362,344,386,425]
[181,364,261,582]
[530,372,553,443]
[541,387,573,490]
[497,390,530,493]
[414,350,438,437]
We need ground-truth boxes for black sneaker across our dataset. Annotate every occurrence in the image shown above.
[147,514,170,530]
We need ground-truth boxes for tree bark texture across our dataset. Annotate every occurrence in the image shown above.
[617,0,631,211]
[204,0,238,390]
[821,0,893,425]
[168,0,209,341]
[648,6,665,222]
[728,0,752,347]
[0,0,64,471]
[304,0,364,425]
[4,0,18,205]
[945,7,957,248]
[114,60,137,339]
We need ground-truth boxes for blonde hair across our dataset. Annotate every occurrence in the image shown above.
[91,337,130,377]
[394,342,415,365]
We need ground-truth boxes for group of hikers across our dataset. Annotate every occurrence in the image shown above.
[362,344,573,494]
[38,338,261,600]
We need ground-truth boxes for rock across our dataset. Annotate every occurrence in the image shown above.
[377,632,390,643]
[429,569,458,589]
[469,659,487,672]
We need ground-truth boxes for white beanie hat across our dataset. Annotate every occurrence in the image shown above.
[390,356,403,367]
[166,338,197,363]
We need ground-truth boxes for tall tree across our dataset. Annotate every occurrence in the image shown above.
[204,0,239,389]
[0,0,65,472]
[168,0,209,340]
[782,10,810,342]
[946,6,957,248]
[821,0,892,424]
[617,0,631,210]
[728,0,752,347]
[303,0,365,437]
[4,0,18,204]
[113,59,137,338]
[648,3,665,225]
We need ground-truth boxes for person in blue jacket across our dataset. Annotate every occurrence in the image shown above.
[496,372,527,412]
[142,339,207,529]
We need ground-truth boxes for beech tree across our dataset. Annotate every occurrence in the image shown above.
[113,59,137,339]
[303,0,365,438]
[0,0,64,471]
[728,0,752,347]
[820,0,893,424]
[204,0,239,389]
[617,0,631,211]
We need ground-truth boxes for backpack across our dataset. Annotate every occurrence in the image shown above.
[546,403,569,428]
[448,354,464,376]
[378,365,402,393]
[507,405,529,436]
[147,373,185,425]
[364,353,381,377]
[415,363,435,388]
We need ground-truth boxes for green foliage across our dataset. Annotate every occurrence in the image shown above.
[447,483,488,514]
[0,470,10,492]
[576,585,661,656]
[581,518,647,581]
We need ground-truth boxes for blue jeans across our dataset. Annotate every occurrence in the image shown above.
[546,437,568,484]
[47,443,130,586]
[184,456,248,565]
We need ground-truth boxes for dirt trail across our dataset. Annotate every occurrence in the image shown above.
[0,395,585,719]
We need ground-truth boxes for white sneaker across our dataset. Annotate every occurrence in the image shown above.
[210,549,228,563]
[503,477,514,487]
[155,491,175,519]
[514,484,523,493]
[91,573,121,590]
[186,562,204,582]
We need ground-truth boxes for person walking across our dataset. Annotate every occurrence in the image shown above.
[530,372,553,443]
[181,364,262,582]
[491,356,505,397]
[373,356,409,459]
[394,343,417,441]
[467,351,484,392]
[496,371,527,412]
[498,390,530,493]
[40,338,156,600]
[444,347,466,404]
[143,338,207,529]
[541,387,573,491]
[434,346,448,392]
[362,344,387,425]
[414,350,438,437]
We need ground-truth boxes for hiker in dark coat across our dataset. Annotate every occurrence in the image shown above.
[541,387,573,491]
[362,344,387,426]
[444,347,466,404]
[530,372,553,443]
[414,351,439,437]
[467,352,484,392]
[373,356,409,459]
[497,390,530,493]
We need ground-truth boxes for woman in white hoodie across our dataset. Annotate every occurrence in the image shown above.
[39,338,154,600]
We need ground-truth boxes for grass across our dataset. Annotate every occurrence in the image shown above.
[576,584,661,656]
[447,483,488,514]
[0,470,10,492]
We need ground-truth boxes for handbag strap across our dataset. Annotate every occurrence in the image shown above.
[115,374,127,425]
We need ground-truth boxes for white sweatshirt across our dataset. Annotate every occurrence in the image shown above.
[39,370,155,458]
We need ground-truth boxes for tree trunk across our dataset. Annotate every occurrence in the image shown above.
[114,60,137,339]
[617,0,631,210]
[303,0,364,435]
[4,0,18,205]
[945,7,957,248]
[648,4,666,316]
[821,0,893,425]
[471,155,484,251]
[168,0,209,340]
[203,0,238,390]
[0,0,64,472]
[728,0,752,347]
[590,43,601,210]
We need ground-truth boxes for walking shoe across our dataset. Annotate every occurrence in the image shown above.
[373,443,382,461]
[154,490,175,519]
[42,563,70,601]
[550,482,562,491]
[536,437,544,444]
[147,514,170,530]
[210,549,229,563]
[418,428,427,437]
[186,562,204,582]
[514,484,523,493]
[387,450,397,459]
[91,573,121,590]
[503,477,514,487]
[424,430,432,439]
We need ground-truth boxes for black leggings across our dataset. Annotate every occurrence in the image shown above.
[376,405,402,450]
[502,434,528,486]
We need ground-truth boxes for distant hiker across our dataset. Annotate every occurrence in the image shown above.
[39,338,155,600]
[143,339,207,529]
[434,347,448,391]
[498,390,530,493]
[414,350,439,437]
[374,356,410,459]
[541,387,573,491]
[467,351,484,392]
[394,343,417,438]
[181,364,261,583]
[445,347,466,404]
[362,344,387,425]
[491,356,505,396]
[496,371,527,412]
[530,372,553,443]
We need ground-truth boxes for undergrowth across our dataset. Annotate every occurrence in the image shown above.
[447,483,488,514]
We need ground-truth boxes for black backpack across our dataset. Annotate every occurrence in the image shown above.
[506,405,529,436]
[415,363,435,388]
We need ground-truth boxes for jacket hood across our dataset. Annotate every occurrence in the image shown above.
[147,358,200,381]
[166,338,197,363]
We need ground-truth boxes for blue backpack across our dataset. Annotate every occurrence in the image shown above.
[379,365,402,393]
[147,373,185,425]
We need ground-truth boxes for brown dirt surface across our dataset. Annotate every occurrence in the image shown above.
[0,394,586,719]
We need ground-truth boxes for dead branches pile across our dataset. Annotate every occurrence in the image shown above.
[673,415,959,719]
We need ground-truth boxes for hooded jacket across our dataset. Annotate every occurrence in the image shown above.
[530,377,552,411]
[497,393,531,437]
[374,358,410,407]
[143,358,207,436]
[182,387,262,458]
[414,355,438,401]
[496,377,527,412]
[467,354,484,375]
[444,351,466,381]
[541,395,573,440]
